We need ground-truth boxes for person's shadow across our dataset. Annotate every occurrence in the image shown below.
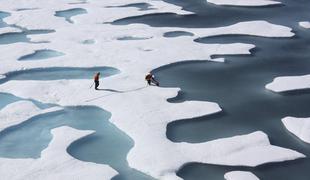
[96,88,124,93]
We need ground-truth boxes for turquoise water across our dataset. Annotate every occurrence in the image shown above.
[0,92,55,110]
[0,29,54,45]
[0,105,153,179]
[0,59,150,179]
[0,66,119,84]
[1,0,310,179]
[55,8,87,23]
[0,93,20,110]
[18,49,65,61]
[0,11,10,28]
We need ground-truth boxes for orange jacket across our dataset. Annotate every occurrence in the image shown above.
[145,74,152,80]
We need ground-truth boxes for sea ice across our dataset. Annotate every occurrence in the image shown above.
[224,171,259,180]
[299,21,310,29]
[207,0,281,7]
[0,0,303,179]
[266,74,310,92]
[0,100,61,131]
[0,126,118,180]
[0,27,22,35]
[282,117,310,144]
[0,80,305,179]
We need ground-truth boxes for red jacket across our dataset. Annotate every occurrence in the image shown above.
[94,74,99,81]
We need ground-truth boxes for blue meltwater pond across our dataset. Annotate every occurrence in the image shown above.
[1,0,310,179]
[0,64,152,179]
[0,66,120,84]
[0,101,153,180]
[18,49,65,61]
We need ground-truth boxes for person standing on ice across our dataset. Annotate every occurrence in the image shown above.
[145,73,159,86]
[94,72,100,90]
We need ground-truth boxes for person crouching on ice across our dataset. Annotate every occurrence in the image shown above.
[145,73,159,86]
[94,72,100,90]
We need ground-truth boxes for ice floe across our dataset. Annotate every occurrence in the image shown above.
[0,80,305,179]
[0,20,293,73]
[0,100,61,131]
[266,74,310,92]
[282,117,310,144]
[0,126,118,180]
[299,21,310,29]
[224,171,259,180]
[0,27,22,35]
[207,0,281,7]
[0,0,303,179]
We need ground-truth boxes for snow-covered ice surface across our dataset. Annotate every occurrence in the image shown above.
[299,21,310,29]
[0,0,309,179]
[224,171,259,180]
[207,0,281,7]
[0,100,61,131]
[282,117,310,144]
[0,27,22,35]
[266,74,310,93]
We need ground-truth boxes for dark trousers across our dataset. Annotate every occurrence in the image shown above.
[95,80,99,90]
[147,79,159,86]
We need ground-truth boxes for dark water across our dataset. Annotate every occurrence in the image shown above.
[163,31,194,37]
[1,0,310,179]
[154,57,310,178]
[106,3,154,11]
[153,27,310,179]
[112,0,309,29]
[55,8,87,23]
[108,0,310,179]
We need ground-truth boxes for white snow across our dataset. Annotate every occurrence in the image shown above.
[0,20,294,73]
[0,100,62,131]
[299,21,310,29]
[224,171,259,180]
[282,117,310,144]
[0,126,118,180]
[0,27,22,35]
[0,0,302,179]
[266,74,310,92]
[0,80,305,179]
[207,0,281,7]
